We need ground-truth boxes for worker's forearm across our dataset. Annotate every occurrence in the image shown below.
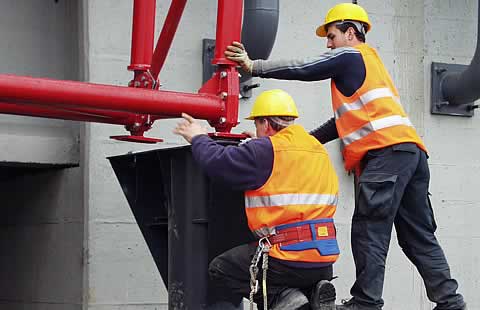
[191,135,272,191]
[310,117,339,144]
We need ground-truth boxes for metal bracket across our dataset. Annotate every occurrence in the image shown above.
[430,62,475,117]
[202,39,217,83]
[202,38,258,98]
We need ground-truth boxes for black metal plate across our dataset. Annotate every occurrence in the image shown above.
[431,62,474,116]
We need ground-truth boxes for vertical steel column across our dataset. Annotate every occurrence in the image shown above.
[151,0,188,81]
[200,0,243,134]
[128,0,156,73]
[125,0,158,141]
[212,0,242,66]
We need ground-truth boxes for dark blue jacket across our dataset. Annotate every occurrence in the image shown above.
[252,46,367,143]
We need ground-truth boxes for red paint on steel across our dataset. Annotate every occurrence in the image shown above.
[0,74,224,120]
[0,102,130,125]
[128,0,156,71]
[150,0,188,80]
[0,0,245,142]
[212,0,243,65]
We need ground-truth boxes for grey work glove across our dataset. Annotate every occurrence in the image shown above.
[224,41,253,73]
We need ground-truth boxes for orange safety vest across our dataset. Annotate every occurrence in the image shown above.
[331,43,427,171]
[244,124,340,263]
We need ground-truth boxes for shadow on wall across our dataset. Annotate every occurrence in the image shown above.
[0,166,84,310]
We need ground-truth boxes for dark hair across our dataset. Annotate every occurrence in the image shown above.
[335,22,366,42]
[256,116,295,132]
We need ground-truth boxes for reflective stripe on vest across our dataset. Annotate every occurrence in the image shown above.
[334,87,401,119]
[244,125,340,263]
[342,115,414,146]
[330,43,427,171]
[245,193,339,209]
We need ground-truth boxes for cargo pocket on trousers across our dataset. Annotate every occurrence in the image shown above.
[357,173,398,219]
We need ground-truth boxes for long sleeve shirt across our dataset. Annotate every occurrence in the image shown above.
[191,133,333,268]
[191,134,273,191]
[252,47,367,144]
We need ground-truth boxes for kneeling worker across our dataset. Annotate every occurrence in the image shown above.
[174,89,340,310]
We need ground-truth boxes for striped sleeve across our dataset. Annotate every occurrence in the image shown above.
[252,47,362,81]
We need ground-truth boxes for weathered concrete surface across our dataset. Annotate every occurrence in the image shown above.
[0,0,478,309]
[84,0,479,309]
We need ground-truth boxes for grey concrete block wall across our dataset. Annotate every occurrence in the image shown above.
[0,1,85,310]
[83,0,480,309]
[0,0,82,166]
[0,0,478,309]
[0,168,85,310]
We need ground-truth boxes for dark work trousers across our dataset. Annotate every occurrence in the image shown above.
[208,243,333,308]
[350,143,465,309]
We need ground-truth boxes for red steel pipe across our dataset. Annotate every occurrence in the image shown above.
[0,0,244,138]
[212,0,243,65]
[0,103,131,125]
[128,0,156,71]
[150,0,188,80]
[0,74,224,120]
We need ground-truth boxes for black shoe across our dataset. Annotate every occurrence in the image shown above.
[271,288,309,310]
[311,280,336,310]
[335,298,380,309]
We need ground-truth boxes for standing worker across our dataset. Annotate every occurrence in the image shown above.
[225,3,466,310]
[174,89,339,310]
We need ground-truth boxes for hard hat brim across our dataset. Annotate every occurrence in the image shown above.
[316,24,328,37]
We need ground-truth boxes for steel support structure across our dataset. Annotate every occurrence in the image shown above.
[0,0,244,143]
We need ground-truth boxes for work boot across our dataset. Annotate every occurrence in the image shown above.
[310,280,336,310]
[335,298,379,309]
[271,288,309,310]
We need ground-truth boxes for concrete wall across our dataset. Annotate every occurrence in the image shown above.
[0,167,85,310]
[0,1,85,309]
[83,1,479,309]
[0,0,81,166]
[82,0,478,309]
[0,0,478,309]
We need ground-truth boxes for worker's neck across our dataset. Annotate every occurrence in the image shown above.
[347,39,363,47]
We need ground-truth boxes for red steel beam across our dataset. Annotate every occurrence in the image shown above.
[200,0,242,133]
[0,0,244,139]
[128,0,156,72]
[0,102,131,125]
[150,0,188,80]
[212,0,242,65]
[0,74,224,120]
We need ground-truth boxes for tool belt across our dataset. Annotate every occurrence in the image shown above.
[267,219,339,256]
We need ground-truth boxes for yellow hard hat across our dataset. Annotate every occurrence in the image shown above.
[316,3,371,37]
[246,89,299,120]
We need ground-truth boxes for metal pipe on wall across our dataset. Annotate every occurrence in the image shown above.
[441,0,480,105]
[239,0,279,97]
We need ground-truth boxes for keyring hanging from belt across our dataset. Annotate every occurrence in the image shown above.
[248,237,272,310]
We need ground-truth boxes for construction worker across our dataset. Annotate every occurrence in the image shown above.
[225,3,467,310]
[174,89,339,310]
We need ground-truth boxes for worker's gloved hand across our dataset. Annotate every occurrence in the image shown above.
[173,113,208,143]
[225,41,253,73]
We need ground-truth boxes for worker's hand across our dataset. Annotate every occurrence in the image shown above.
[173,113,208,143]
[242,130,256,138]
[225,41,253,73]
